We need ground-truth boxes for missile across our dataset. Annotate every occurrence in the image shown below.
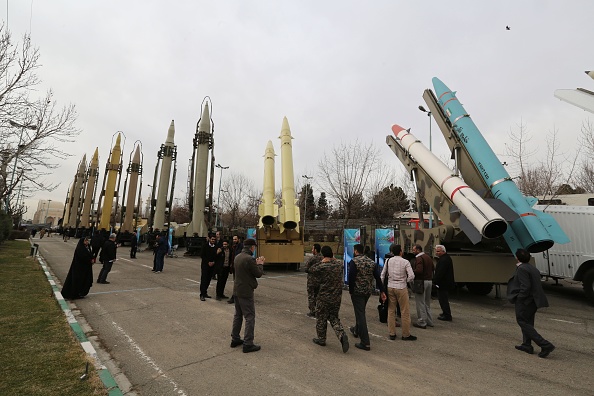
[98,133,123,230]
[67,155,87,228]
[432,77,569,253]
[278,117,300,233]
[121,145,142,233]
[586,70,594,80]
[80,148,99,228]
[391,124,507,240]
[187,103,212,237]
[258,140,278,227]
[153,121,175,230]
[62,182,75,227]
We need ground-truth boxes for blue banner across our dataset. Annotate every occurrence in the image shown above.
[247,228,257,256]
[343,228,360,283]
[375,228,395,268]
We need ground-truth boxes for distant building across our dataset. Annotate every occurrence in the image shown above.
[32,200,64,227]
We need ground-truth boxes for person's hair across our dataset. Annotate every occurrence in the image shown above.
[321,245,333,258]
[313,243,321,253]
[389,243,402,256]
[244,238,257,246]
[515,248,531,263]
[413,244,423,252]
[436,244,446,253]
[353,244,364,254]
[364,245,370,253]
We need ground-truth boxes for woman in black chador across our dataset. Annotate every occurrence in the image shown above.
[61,237,94,299]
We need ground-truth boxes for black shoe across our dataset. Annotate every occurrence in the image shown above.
[312,338,326,346]
[349,326,359,338]
[230,339,244,348]
[306,312,316,318]
[538,344,555,358]
[413,323,426,329]
[221,295,229,299]
[227,298,235,304]
[515,345,534,354]
[98,280,110,284]
[200,295,206,301]
[438,315,452,321]
[205,295,212,299]
[355,343,370,351]
[212,275,217,280]
[402,335,418,341]
[340,334,349,353]
[389,335,397,340]
[243,344,261,353]
[215,296,222,301]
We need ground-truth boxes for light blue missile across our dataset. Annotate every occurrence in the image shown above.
[432,77,569,253]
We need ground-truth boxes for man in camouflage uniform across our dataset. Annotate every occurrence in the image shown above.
[309,245,349,353]
[348,244,384,351]
[305,243,322,317]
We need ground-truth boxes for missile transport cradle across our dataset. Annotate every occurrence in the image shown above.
[387,78,572,296]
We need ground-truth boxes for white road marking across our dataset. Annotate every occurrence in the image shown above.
[550,318,583,325]
[111,321,188,396]
[89,287,161,295]
[184,278,200,284]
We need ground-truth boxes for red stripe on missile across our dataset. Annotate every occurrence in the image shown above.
[391,124,409,139]
[443,97,458,107]
[450,185,470,200]
[520,212,536,217]
[438,91,451,100]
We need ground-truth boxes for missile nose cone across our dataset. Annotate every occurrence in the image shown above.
[92,147,99,162]
[280,116,293,138]
[115,133,122,147]
[133,145,141,162]
[198,101,211,132]
[587,70,594,80]
[166,120,175,142]
[432,77,451,97]
[391,124,406,136]
[265,140,275,156]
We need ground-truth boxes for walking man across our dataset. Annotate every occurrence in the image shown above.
[230,238,264,353]
[380,244,417,341]
[434,245,455,321]
[130,231,138,259]
[309,246,349,353]
[508,249,555,358]
[348,244,384,351]
[97,233,117,284]
[153,234,168,273]
[412,244,435,329]
[305,243,322,317]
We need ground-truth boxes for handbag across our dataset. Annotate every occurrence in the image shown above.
[378,301,388,323]
[412,279,424,294]
[383,258,390,292]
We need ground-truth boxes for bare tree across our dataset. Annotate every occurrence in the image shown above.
[575,120,594,192]
[0,26,80,216]
[220,172,259,228]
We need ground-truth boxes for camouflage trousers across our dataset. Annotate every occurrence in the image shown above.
[315,303,345,341]
[307,278,319,314]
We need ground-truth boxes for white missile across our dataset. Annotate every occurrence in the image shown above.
[186,103,212,237]
[391,124,507,239]
[153,121,175,230]
[278,117,300,233]
[258,140,278,227]
[586,70,594,80]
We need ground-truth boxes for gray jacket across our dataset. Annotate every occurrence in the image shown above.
[233,247,263,298]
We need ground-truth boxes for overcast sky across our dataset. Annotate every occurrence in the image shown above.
[3,0,593,219]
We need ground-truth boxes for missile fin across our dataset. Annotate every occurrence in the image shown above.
[525,196,538,207]
[459,214,482,244]
[533,210,570,244]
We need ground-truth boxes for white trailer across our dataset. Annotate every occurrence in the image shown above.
[533,205,594,304]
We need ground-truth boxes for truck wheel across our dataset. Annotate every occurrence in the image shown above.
[466,282,493,295]
[583,269,594,305]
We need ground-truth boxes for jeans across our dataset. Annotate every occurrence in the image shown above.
[155,251,166,272]
[415,280,433,326]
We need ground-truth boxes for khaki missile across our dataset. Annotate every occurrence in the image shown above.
[278,117,300,233]
[187,103,211,237]
[80,148,99,228]
[67,154,87,228]
[152,121,175,230]
[122,145,142,233]
[62,182,75,226]
[98,133,123,230]
[258,140,278,227]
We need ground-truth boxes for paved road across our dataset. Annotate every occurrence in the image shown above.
[38,237,594,396]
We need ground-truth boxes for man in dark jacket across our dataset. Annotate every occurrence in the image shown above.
[216,240,234,300]
[153,234,168,273]
[90,231,105,259]
[130,231,138,258]
[507,249,555,358]
[200,234,218,301]
[97,233,117,284]
[347,244,383,351]
[230,238,264,353]
[412,244,435,329]
[433,245,455,321]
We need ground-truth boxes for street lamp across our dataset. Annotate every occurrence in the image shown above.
[418,105,433,228]
[5,120,37,212]
[302,175,313,241]
[14,167,33,227]
[215,163,229,229]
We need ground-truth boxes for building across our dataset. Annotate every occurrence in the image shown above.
[32,200,64,227]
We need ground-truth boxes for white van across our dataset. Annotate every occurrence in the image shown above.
[533,205,594,304]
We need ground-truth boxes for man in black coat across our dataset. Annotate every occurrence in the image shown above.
[97,233,118,284]
[434,245,455,321]
[507,249,555,358]
[130,231,138,258]
[200,234,218,301]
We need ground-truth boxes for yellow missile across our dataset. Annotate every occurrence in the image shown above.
[122,145,142,232]
[80,148,99,227]
[258,140,278,227]
[278,117,300,233]
[62,182,75,226]
[187,103,211,236]
[67,154,87,228]
[99,134,122,230]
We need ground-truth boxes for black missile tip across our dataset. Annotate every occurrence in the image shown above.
[506,25,510,30]
[586,71,591,74]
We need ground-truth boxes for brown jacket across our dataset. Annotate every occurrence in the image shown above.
[414,252,435,281]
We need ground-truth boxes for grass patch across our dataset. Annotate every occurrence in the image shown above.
[0,240,107,396]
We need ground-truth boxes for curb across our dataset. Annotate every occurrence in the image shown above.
[34,249,125,396]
